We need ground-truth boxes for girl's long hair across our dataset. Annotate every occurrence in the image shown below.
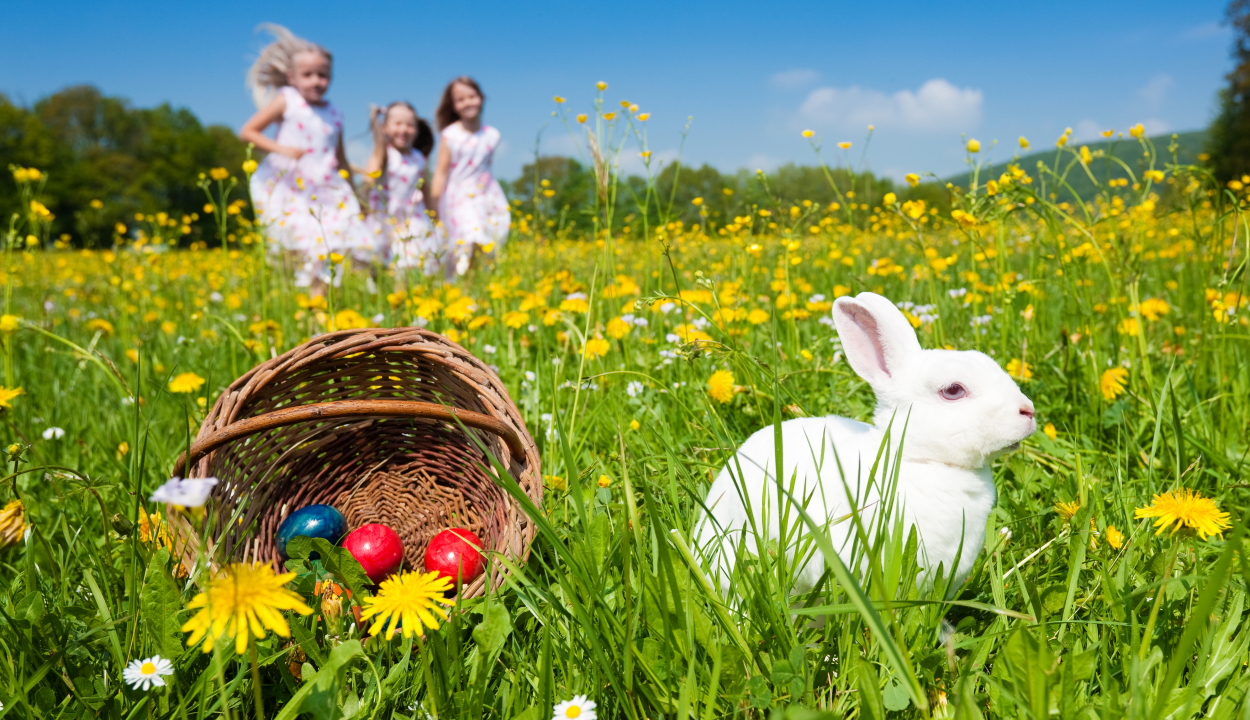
[382,102,435,158]
[246,24,332,109]
[435,76,484,131]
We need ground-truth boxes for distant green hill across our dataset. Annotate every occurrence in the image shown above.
[944,130,1207,202]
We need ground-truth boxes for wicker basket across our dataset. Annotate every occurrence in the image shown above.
[173,327,541,599]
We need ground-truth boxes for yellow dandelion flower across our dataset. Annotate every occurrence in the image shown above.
[1019,136,1030,149]
[707,370,736,404]
[169,372,205,394]
[637,113,650,121]
[583,337,610,359]
[554,96,566,103]
[1043,423,1058,441]
[1099,368,1128,401]
[209,167,229,181]
[0,386,25,410]
[0,314,20,333]
[747,308,770,325]
[905,173,920,187]
[576,114,587,124]
[181,562,313,654]
[801,129,814,138]
[359,571,454,639]
[606,316,631,339]
[596,81,608,91]
[1005,359,1033,382]
[837,142,852,150]
[597,475,611,488]
[1054,501,1081,522]
[0,499,28,549]
[629,419,641,430]
[966,139,981,153]
[242,159,258,174]
[1106,525,1125,549]
[1134,488,1232,540]
[502,311,530,329]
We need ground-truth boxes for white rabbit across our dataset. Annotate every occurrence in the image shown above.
[694,291,1036,595]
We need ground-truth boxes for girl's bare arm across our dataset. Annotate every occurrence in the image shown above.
[428,141,451,216]
[239,94,303,160]
[363,106,387,179]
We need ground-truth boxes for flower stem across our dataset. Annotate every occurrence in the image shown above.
[251,644,265,720]
[1138,539,1180,661]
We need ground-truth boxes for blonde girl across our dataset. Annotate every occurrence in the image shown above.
[240,24,371,292]
[362,102,441,276]
[428,76,510,278]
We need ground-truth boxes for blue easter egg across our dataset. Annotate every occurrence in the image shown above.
[276,505,347,559]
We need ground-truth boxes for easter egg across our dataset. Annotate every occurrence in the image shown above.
[343,524,404,583]
[275,505,347,559]
[424,528,485,585]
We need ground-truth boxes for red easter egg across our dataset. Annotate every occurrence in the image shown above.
[342,524,404,584]
[424,529,485,585]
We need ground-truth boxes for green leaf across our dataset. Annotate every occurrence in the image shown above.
[747,675,772,709]
[273,639,364,720]
[140,547,184,660]
[882,676,911,712]
[472,598,513,656]
[286,536,373,600]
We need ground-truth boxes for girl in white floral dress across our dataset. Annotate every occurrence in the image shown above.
[240,24,370,292]
[429,76,511,279]
[362,102,441,276]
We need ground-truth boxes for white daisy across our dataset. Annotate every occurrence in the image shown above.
[123,655,174,691]
[552,695,597,720]
[149,477,218,507]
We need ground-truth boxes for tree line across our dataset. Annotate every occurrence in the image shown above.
[0,85,247,246]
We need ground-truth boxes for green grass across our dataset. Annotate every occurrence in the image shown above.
[1,124,1249,720]
[944,130,1209,202]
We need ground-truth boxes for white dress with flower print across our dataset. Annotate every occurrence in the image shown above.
[364,146,440,273]
[249,86,371,285]
[438,123,510,267]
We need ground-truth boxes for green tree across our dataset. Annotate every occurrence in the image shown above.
[0,85,246,246]
[1208,0,1250,181]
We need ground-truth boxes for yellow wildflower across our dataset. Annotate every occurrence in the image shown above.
[168,373,205,394]
[1054,501,1081,522]
[181,563,313,654]
[1099,368,1128,401]
[1106,525,1124,550]
[359,571,455,639]
[0,386,25,409]
[707,370,736,404]
[0,500,28,549]
[1134,488,1231,540]
[583,337,610,359]
[1005,359,1033,382]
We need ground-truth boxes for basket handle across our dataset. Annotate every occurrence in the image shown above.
[173,399,528,477]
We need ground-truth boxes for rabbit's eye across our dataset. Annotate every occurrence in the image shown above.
[939,383,968,400]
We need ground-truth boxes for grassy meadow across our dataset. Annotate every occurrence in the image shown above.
[1,113,1250,720]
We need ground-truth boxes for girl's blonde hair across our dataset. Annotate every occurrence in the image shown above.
[246,23,332,109]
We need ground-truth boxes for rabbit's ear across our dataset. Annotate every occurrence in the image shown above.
[833,292,922,391]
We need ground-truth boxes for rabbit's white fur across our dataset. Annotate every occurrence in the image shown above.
[694,292,1036,594]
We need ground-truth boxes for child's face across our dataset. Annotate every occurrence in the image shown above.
[451,83,482,122]
[288,51,331,104]
[384,106,418,150]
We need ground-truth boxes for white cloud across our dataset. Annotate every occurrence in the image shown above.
[1138,74,1173,109]
[796,78,982,133]
[770,68,820,89]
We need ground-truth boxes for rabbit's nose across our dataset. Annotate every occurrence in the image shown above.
[1019,404,1035,419]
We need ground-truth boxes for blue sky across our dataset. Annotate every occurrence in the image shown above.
[0,0,1234,182]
